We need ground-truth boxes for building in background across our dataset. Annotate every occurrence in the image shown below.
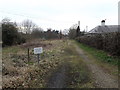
[89,20,118,34]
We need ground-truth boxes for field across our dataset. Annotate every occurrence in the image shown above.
[2,39,93,88]
[2,39,118,88]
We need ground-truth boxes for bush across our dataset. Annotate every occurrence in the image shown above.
[2,20,26,47]
[77,32,120,56]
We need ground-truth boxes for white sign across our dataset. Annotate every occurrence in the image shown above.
[34,47,43,54]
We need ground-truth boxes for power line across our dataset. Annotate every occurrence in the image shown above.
[0,10,39,20]
[0,10,75,24]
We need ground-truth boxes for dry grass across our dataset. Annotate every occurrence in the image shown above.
[2,39,68,88]
[2,39,94,88]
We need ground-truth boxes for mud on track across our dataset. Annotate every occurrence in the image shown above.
[46,64,68,88]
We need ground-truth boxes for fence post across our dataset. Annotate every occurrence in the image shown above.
[28,48,30,63]
[37,54,40,64]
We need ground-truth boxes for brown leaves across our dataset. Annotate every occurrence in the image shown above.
[2,39,68,88]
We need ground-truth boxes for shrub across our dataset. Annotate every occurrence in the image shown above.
[77,32,120,56]
[2,19,26,47]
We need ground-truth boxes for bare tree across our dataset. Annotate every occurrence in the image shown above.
[21,19,36,34]
[31,27,44,38]
[68,28,76,39]
[68,24,78,39]
[70,24,78,30]
[62,29,69,35]
[1,18,10,23]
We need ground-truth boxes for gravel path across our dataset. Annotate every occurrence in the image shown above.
[75,44,118,88]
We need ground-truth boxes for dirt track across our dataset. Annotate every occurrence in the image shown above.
[46,41,118,88]
[74,44,118,88]
[47,64,68,88]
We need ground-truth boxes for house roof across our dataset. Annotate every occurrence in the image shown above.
[89,25,119,34]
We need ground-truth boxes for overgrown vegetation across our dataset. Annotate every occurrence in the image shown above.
[2,40,94,88]
[76,32,120,56]
[75,41,119,65]
[68,23,120,57]
[2,18,26,47]
[1,18,64,47]
[2,40,64,88]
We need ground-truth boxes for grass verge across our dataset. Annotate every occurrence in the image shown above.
[74,40,118,77]
[75,41,119,66]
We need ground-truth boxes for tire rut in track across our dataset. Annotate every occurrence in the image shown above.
[74,44,118,88]
[46,64,68,88]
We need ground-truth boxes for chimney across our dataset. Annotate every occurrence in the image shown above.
[101,19,106,26]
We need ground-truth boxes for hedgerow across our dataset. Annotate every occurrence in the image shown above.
[76,32,120,56]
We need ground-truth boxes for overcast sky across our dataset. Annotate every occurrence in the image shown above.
[0,0,119,32]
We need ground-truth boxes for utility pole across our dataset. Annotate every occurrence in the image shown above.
[78,21,80,27]
[76,21,80,37]
[86,26,88,32]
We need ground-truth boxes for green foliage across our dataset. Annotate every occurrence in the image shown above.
[2,22,18,46]
[76,41,119,65]
[2,19,26,46]
[77,33,120,56]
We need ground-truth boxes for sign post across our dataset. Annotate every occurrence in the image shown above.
[37,54,40,64]
[28,48,30,63]
[34,47,43,64]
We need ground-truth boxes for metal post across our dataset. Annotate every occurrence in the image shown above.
[28,48,30,63]
[37,54,40,64]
